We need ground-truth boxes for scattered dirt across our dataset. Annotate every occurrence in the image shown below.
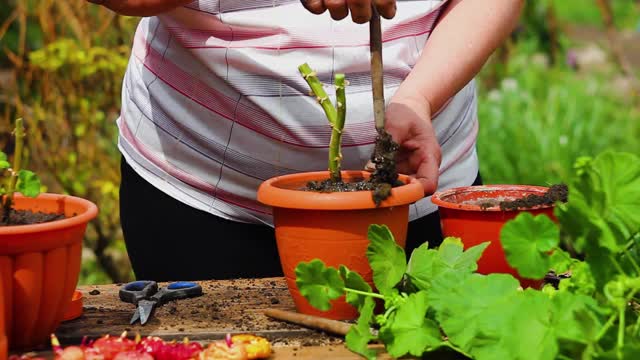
[467,184,568,211]
[89,290,101,296]
[0,209,66,226]
[305,129,404,206]
[499,184,568,211]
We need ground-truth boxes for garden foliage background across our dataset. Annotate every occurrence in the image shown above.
[0,0,639,284]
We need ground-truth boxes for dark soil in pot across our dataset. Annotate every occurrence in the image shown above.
[305,129,404,206]
[468,184,569,210]
[0,209,66,226]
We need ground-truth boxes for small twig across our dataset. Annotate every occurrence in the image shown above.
[263,308,353,336]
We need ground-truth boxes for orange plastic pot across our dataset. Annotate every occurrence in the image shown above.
[258,171,424,320]
[431,185,556,288]
[0,193,98,350]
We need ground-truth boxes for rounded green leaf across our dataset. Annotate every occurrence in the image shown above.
[17,170,41,198]
[366,224,406,294]
[501,212,559,279]
[295,259,345,311]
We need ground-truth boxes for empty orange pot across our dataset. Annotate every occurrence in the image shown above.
[257,171,424,320]
[431,185,556,288]
[0,193,98,350]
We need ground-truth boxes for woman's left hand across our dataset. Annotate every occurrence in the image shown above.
[382,94,441,196]
[301,0,397,23]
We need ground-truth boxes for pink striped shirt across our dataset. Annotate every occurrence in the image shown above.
[117,0,479,225]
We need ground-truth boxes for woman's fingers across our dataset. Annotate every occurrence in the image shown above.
[301,0,327,14]
[346,0,371,24]
[324,0,349,20]
[374,0,396,19]
[302,0,396,22]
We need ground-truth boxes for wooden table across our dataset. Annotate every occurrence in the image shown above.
[44,278,394,359]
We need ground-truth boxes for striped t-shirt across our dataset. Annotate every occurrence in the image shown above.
[117,0,479,226]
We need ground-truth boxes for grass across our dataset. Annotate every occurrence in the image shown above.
[476,51,640,186]
[554,0,640,30]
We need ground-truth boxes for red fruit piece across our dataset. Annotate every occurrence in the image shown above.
[112,351,154,360]
[138,336,202,360]
[92,332,136,360]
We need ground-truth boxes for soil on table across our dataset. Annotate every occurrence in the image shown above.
[0,208,66,226]
[471,184,569,211]
[57,278,345,349]
[305,129,404,206]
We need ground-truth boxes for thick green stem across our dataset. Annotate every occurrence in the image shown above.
[328,74,346,183]
[617,306,625,358]
[298,63,347,183]
[298,63,337,125]
[2,118,25,222]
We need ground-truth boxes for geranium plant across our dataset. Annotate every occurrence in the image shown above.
[0,118,42,224]
[295,150,640,360]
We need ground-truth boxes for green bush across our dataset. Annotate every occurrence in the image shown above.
[477,52,640,185]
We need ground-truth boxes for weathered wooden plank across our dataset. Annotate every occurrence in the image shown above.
[55,278,345,348]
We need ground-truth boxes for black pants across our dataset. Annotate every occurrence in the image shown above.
[120,157,482,281]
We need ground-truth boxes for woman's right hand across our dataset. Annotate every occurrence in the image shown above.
[301,0,397,23]
[87,0,193,17]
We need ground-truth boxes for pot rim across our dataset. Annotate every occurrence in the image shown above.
[431,184,554,212]
[0,193,98,235]
[257,170,424,210]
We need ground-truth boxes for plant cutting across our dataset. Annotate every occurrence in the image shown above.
[295,150,640,360]
[431,183,568,288]
[257,61,423,320]
[0,118,98,350]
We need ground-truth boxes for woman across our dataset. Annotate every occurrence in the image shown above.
[87,0,523,281]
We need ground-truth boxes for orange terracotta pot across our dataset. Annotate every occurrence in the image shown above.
[0,193,98,350]
[431,185,556,289]
[257,171,424,320]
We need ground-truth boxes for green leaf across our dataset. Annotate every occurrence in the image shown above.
[501,212,559,279]
[428,273,521,352]
[295,259,344,311]
[366,224,406,294]
[339,265,372,310]
[406,238,489,291]
[550,291,605,346]
[16,170,41,198]
[556,151,640,254]
[430,275,560,360]
[379,292,443,357]
[345,297,377,360]
[0,152,9,170]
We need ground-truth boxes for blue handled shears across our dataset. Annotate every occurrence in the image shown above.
[119,280,203,325]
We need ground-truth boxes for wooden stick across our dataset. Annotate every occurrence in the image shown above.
[263,309,352,336]
[369,6,385,131]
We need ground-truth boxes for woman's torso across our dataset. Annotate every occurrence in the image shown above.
[117,0,478,225]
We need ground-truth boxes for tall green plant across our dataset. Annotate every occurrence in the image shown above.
[298,63,347,183]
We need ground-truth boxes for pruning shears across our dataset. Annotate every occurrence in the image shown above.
[119,280,203,325]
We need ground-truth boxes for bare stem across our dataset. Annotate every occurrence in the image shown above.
[298,63,337,125]
[2,118,25,222]
[299,63,347,182]
[328,74,346,182]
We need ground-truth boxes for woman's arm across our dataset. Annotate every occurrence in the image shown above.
[87,0,194,17]
[393,0,524,114]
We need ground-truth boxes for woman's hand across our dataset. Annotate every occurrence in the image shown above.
[382,93,441,196]
[87,0,193,17]
[301,0,396,23]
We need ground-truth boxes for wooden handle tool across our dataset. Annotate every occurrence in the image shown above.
[370,6,385,132]
[263,308,352,336]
